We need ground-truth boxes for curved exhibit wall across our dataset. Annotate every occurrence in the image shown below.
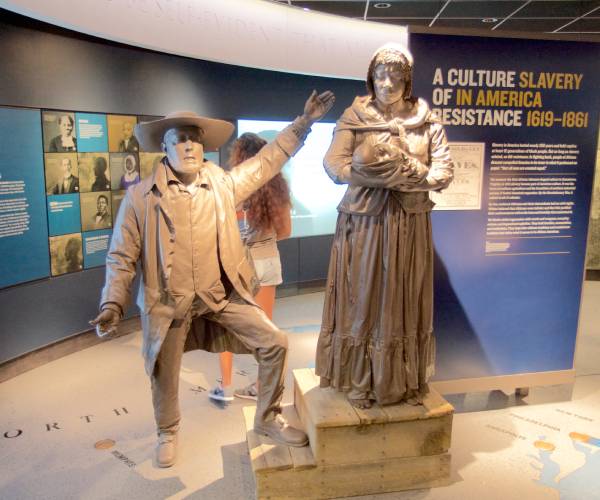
[0,10,363,363]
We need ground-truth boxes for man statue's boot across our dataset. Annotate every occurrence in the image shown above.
[156,431,178,467]
[254,414,309,447]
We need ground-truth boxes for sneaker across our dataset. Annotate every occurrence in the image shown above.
[234,382,258,401]
[254,414,309,447]
[156,432,178,468]
[208,386,234,402]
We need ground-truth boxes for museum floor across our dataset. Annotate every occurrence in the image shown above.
[1,281,599,500]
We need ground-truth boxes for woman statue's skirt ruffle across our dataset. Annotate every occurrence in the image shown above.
[316,196,435,405]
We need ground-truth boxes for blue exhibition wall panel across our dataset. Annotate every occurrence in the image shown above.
[75,113,109,152]
[82,228,112,269]
[47,194,81,236]
[410,34,599,380]
[0,107,50,288]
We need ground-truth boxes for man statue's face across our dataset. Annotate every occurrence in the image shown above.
[162,126,204,178]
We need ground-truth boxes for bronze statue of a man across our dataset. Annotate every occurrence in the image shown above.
[316,43,453,409]
[92,90,335,467]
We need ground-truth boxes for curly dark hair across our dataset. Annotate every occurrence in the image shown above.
[229,132,291,233]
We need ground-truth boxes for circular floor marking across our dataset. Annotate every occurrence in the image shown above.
[94,439,116,450]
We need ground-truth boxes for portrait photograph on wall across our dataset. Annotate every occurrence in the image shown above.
[44,153,80,195]
[107,114,139,153]
[77,153,111,193]
[49,232,83,276]
[109,152,140,191]
[80,191,112,232]
[42,111,77,153]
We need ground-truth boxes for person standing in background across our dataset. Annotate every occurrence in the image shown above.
[209,132,292,403]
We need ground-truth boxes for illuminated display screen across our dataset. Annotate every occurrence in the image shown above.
[237,120,345,238]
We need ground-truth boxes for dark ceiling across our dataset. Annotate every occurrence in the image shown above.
[269,0,600,41]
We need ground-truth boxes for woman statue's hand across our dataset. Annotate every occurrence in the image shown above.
[364,159,411,186]
[302,90,336,123]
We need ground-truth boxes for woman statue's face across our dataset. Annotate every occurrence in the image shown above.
[372,63,406,107]
[125,157,135,172]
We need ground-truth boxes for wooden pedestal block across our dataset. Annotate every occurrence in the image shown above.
[243,368,454,499]
[293,368,454,466]
[243,406,451,500]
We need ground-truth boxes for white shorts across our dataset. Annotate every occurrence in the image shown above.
[253,256,283,286]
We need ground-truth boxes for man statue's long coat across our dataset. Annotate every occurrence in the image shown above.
[101,127,303,375]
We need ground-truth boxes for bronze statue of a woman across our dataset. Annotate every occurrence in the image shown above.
[316,43,454,409]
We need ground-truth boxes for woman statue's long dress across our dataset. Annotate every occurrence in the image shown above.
[315,44,454,409]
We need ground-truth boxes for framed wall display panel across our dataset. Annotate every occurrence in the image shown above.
[78,153,111,193]
[44,153,79,195]
[42,111,77,153]
[82,229,113,269]
[107,114,139,153]
[109,152,140,191]
[49,232,83,276]
[80,191,112,232]
[0,106,233,294]
[410,33,600,393]
[0,107,50,288]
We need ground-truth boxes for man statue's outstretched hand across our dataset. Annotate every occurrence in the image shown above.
[303,90,335,123]
[90,308,120,339]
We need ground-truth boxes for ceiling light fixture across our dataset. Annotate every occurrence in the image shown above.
[482,18,499,23]
[374,2,392,8]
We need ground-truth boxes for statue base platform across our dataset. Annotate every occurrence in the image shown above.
[243,368,454,499]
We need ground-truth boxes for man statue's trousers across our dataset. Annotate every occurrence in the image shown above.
[149,294,288,434]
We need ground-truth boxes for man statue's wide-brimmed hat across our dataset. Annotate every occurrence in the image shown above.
[134,111,235,152]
